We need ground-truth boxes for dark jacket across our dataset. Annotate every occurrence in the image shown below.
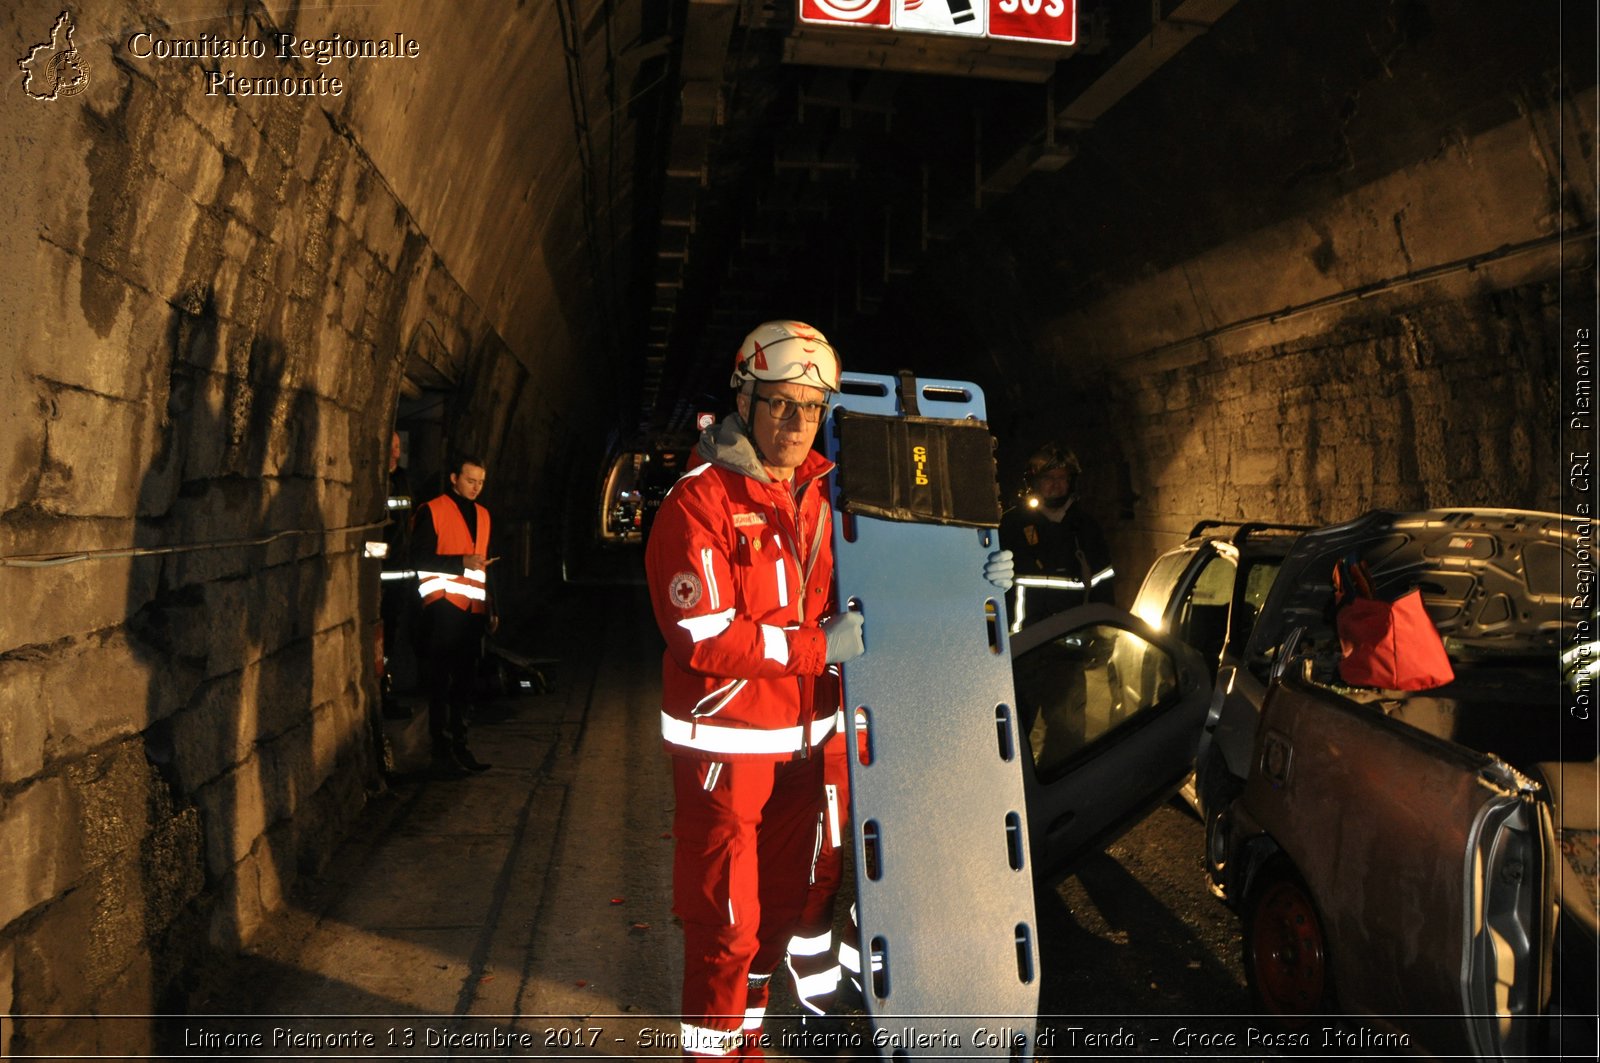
[998,498,1116,627]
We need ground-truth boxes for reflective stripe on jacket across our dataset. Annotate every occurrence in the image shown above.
[645,419,838,761]
[415,494,490,614]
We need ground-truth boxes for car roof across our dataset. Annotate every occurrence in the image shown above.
[1243,507,1580,665]
[1173,519,1313,557]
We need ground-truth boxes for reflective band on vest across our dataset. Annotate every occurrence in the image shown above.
[416,569,488,600]
[661,711,838,755]
[416,496,490,613]
[1014,567,1114,592]
[1010,568,1113,632]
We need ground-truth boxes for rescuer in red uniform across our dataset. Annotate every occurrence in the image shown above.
[411,456,496,776]
[645,321,865,1057]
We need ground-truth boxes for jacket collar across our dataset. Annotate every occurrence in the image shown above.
[695,413,834,489]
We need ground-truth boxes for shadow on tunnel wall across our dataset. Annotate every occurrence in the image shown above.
[111,295,349,1051]
[9,180,385,1054]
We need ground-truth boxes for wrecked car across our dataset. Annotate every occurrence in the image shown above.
[1128,520,1310,824]
[1205,508,1594,1058]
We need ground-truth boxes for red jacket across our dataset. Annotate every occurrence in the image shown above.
[646,418,840,761]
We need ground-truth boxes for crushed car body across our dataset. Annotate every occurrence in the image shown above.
[1205,508,1593,1058]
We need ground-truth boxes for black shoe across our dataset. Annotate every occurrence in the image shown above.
[430,754,467,779]
[430,739,468,779]
[795,1010,863,1052]
[453,745,491,772]
[831,976,866,1014]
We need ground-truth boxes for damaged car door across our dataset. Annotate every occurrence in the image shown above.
[1009,603,1211,885]
[1232,658,1555,1058]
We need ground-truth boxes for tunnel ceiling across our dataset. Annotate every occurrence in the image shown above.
[631,0,1239,441]
[259,0,1576,452]
[256,0,1241,451]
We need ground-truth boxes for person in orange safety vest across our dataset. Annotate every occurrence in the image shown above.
[411,456,496,776]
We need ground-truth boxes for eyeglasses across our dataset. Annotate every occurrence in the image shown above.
[753,394,828,423]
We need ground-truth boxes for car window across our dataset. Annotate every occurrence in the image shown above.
[1132,548,1195,629]
[1174,554,1236,672]
[1013,623,1183,780]
[1229,559,1283,648]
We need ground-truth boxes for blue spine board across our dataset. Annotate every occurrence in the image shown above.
[825,371,1038,1060]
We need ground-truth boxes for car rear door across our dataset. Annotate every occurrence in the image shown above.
[1241,667,1555,1058]
[1009,603,1211,884]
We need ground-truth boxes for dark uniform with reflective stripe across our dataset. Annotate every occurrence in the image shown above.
[411,491,491,765]
[998,500,1116,628]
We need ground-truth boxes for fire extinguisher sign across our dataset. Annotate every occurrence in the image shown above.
[800,0,892,28]
[988,0,1076,45]
[800,1,1075,47]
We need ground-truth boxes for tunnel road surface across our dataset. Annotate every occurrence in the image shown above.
[193,581,1248,1060]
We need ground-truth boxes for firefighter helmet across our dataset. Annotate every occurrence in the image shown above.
[730,320,840,392]
[1026,443,1081,480]
[1023,443,1081,507]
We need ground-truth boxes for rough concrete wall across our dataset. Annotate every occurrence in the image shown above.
[1049,81,1594,579]
[0,4,536,1053]
[869,4,1593,599]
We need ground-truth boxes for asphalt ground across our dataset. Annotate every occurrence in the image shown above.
[183,576,1277,1062]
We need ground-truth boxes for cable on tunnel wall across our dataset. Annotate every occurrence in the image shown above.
[0,520,389,568]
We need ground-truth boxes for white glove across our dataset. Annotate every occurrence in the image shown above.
[984,549,1016,590]
[822,611,865,664]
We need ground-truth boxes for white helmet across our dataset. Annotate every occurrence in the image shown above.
[730,320,840,392]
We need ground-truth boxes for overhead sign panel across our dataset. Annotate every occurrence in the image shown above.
[800,0,1075,46]
[989,0,1076,45]
[895,0,984,38]
[800,0,891,28]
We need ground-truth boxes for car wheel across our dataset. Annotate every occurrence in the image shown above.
[1203,798,1237,899]
[1244,862,1332,1017]
[1200,759,1243,898]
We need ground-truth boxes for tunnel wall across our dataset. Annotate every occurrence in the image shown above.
[0,4,575,1053]
[883,4,1594,595]
[1042,85,1592,574]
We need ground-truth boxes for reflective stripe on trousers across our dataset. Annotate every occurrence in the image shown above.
[785,928,840,1015]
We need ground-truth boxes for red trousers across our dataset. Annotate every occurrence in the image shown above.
[673,753,824,1056]
[796,730,850,935]
[788,717,876,1013]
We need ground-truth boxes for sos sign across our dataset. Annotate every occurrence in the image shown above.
[989,0,1075,45]
[800,1,1075,46]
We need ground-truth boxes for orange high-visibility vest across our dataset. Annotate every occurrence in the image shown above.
[415,495,490,614]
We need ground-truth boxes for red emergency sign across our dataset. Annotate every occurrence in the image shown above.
[988,0,1076,45]
[799,1,1074,46]
[799,0,892,28]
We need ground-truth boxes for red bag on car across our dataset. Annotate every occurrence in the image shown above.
[1333,558,1455,691]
